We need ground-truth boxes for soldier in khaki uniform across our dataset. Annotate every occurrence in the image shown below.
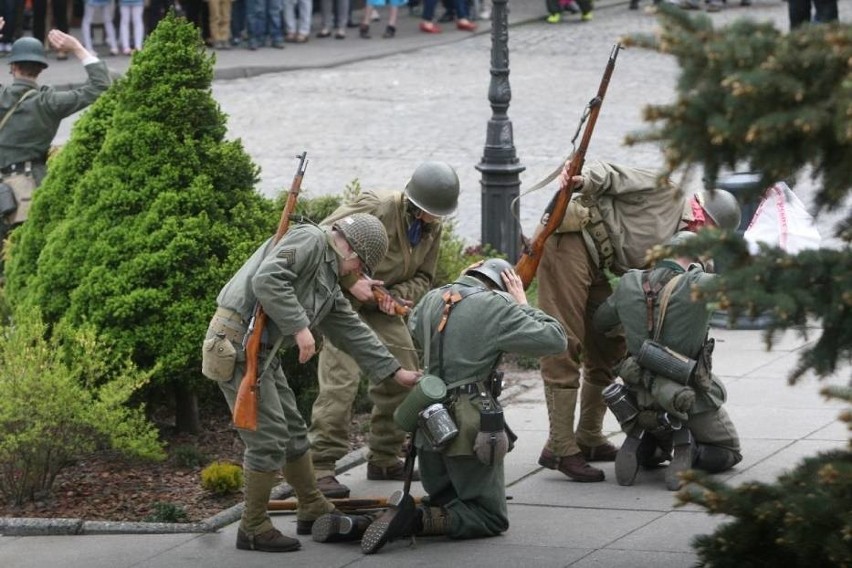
[535,160,742,482]
[593,231,742,490]
[0,24,111,254]
[309,259,567,552]
[309,161,460,497]
[203,214,421,553]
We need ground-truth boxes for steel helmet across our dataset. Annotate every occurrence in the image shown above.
[666,231,697,248]
[697,189,742,232]
[404,161,460,217]
[464,258,513,292]
[333,213,388,277]
[9,37,49,68]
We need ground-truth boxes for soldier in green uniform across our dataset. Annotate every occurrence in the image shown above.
[0,23,111,247]
[535,161,742,483]
[308,161,460,497]
[593,231,742,491]
[203,213,421,553]
[309,258,567,553]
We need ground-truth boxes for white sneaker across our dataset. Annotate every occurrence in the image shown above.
[479,8,491,19]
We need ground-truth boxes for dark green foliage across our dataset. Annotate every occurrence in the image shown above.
[172,444,207,468]
[625,7,851,222]
[627,10,852,382]
[5,15,274,404]
[144,501,189,523]
[678,449,852,568]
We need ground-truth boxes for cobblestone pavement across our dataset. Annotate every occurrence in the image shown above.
[55,1,847,245]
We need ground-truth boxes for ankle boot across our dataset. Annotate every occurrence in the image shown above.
[283,451,335,534]
[416,506,449,536]
[312,511,374,543]
[237,469,301,552]
[361,490,417,554]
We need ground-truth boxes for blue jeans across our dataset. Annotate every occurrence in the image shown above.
[248,0,283,43]
[231,0,247,41]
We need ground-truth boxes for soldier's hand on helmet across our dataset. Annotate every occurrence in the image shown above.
[293,327,316,363]
[47,30,87,59]
[501,268,528,305]
[393,368,422,388]
[348,276,381,303]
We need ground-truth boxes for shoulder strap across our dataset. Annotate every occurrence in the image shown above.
[0,90,36,133]
[436,285,487,377]
[641,270,683,339]
[653,274,684,341]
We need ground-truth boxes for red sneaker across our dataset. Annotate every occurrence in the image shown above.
[419,21,442,33]
[456,19,477,31]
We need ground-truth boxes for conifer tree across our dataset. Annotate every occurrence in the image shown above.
[5,14,274,432]
[628,9,851,565]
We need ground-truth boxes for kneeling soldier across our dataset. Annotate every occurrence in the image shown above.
[593,231,742,491]
[311,258,567,552]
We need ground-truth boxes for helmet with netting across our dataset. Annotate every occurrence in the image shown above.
[464,258,513,292]
[697,189,742,231]
[404,161,460,217]
[333,213,388,277]
[9,37,48,68]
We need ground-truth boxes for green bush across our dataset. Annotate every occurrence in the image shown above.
[172,444,207,468]
[4,14,275,432]
[144,501,188,523]
[200,461,243,495]
[0,310,163,505]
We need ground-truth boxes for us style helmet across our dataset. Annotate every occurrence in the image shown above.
[333,213,389,277]
[697,189,742,232]
[464,258,514,292]
[9,37,49,68]
[404,161,460,217]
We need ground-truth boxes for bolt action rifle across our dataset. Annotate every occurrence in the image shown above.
[232,152,309,431]
[371,284,413,316]
[514,44,621,289]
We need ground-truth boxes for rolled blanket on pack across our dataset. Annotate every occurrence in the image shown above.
[650,376,695,421]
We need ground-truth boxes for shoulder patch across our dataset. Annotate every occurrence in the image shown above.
[277,248,296,266]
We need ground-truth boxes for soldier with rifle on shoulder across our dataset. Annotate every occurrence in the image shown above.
[202,211,421,553]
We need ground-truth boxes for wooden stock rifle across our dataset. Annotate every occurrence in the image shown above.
[268,496,424,512]
[371,284,413,316]
[514,44,622,290]
[232,152,309,431]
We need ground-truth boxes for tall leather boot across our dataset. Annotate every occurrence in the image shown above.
[283,451,336,535]
[538,386,604,482]
[577,380,619,462]
[236,469,301,552]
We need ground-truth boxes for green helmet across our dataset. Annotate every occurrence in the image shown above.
[666,231,697,248]
[333,213,388,277]
[404,161,460,217]
[464,258,513,292]
[9,37,49,68]
[697,189,742,231]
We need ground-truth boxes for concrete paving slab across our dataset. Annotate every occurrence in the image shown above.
[724,439,848,485]
[724,405,840,440]
[572,548,699,568]
[609,509,729,554]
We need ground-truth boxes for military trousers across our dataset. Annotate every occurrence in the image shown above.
[419,449,509,539]
[537,232,625,450]
[308,309,418,472]
[217,345,310,472]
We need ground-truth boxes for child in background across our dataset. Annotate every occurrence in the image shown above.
[209,0,233,49]
[119,0,144,54]
[82,0,118,56]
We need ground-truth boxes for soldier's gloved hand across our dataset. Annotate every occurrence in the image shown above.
[473,429,509,466]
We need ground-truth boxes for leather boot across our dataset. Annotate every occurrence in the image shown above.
[315,472,351,498]
[416,506,449,536]
[614,434,643,486]
[666,428,696,491]
[237,469,301,552]
[283,451,336,534]
[360,490,417,554]
[539,387,605,482]
[312,511,374,543]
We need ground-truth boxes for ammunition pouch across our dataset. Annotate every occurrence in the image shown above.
[637,339,697,385]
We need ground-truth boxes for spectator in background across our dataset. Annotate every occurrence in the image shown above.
[0,0,22,53]
[247,0,284,49]
[230,0,247,46]
[360,0,403,39]
[316,0,349,39]
[788,0,838,28]
[283,0,311,42]
[32,0,69,59]
[82,0,118,56]
[419,0,475,33]
[209,0,233,48]
[119,0,144,54]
